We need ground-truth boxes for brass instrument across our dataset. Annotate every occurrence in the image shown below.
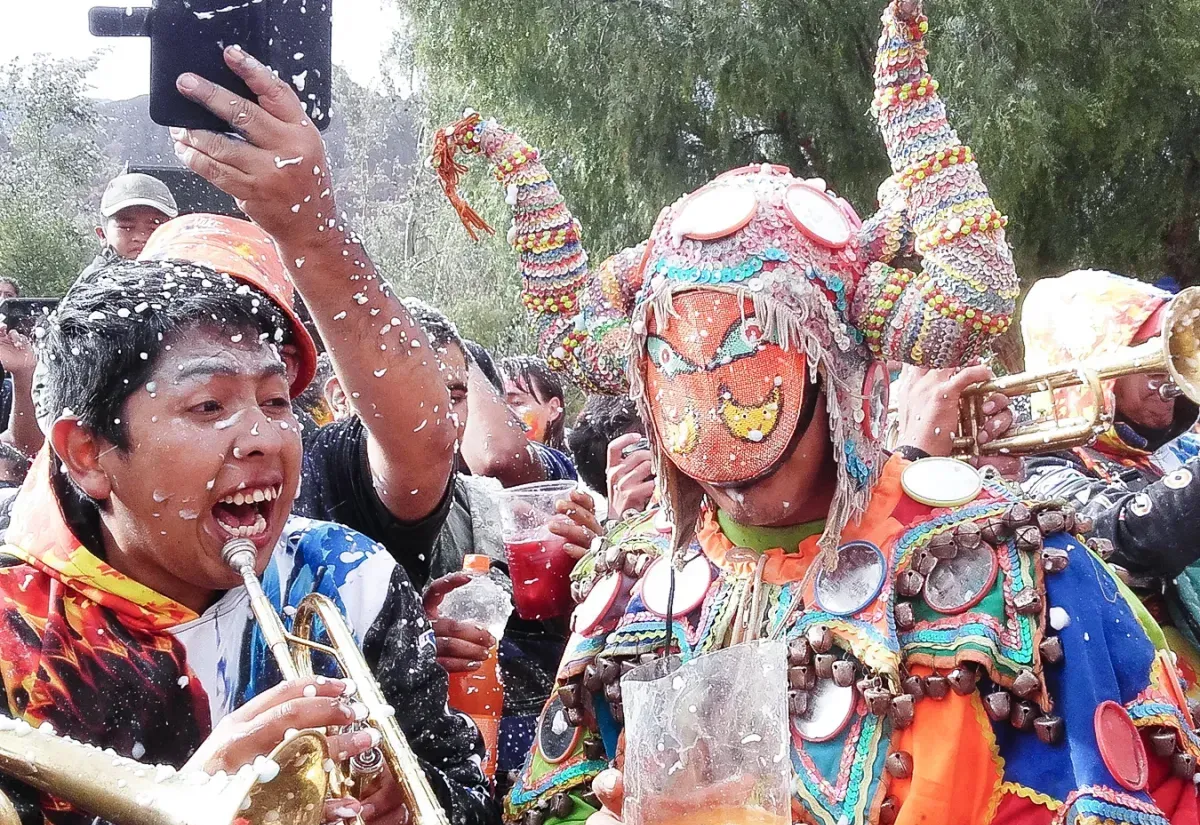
[0,714,329,825]
[953,286,1200,457]
[222,538,451,825]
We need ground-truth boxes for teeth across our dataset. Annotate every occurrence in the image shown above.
[216,514,268,540]
[218,486,280,506]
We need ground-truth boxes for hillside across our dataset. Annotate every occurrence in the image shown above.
[93,81,421,202]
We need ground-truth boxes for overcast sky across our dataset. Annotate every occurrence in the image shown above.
[2,0,404,100]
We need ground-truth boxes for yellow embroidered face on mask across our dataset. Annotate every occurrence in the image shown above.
[643,290,809,485]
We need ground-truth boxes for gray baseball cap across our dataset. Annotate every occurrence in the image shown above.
[99,173,179,219]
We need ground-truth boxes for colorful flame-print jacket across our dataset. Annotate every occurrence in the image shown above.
[0,450,497,825]
[505,456,1200,825]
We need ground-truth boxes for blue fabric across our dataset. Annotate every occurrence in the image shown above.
[241,517,385,704]
[994,533,1157,804]
[532,442,578,482]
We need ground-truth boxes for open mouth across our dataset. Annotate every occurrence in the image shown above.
[211,484,282,540]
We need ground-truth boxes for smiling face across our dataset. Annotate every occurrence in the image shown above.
[60,325,303,605]
[643,290,809,486]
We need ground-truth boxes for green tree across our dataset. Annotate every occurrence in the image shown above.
[0,56,107,296]
[400,0,1200,285]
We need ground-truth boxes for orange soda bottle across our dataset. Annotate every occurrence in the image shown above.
[442,554,511,781]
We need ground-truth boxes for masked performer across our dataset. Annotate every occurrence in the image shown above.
[433,1,1200,823]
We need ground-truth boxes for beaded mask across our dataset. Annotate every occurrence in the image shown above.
[628,165,887,551]
[642,290,810,485]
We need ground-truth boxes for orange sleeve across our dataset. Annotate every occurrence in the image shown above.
[892,665,1004,825]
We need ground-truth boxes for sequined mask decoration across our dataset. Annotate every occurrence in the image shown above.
[644,291,808,485]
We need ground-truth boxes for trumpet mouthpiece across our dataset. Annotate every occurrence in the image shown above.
[221,537,258,570]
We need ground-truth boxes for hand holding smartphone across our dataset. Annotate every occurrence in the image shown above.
[89,0,333,132]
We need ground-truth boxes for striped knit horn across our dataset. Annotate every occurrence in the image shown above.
[432,113,641,395]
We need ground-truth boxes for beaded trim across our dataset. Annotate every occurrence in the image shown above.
[1052,787,1171,825]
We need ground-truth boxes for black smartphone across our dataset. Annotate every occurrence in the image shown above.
[89,1,333,132]
[0,299,59,338]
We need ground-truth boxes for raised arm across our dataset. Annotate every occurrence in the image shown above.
[172,47,456,520]
[459,358,548,486]
[432,115,642,396]
[851,0,1019,368]
[0,327,43,458]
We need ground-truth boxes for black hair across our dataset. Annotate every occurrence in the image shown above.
[464,340,504,392]
[401,297,464,357]
[38,258,292,450]
[567,395,645,494]
[0,443,30,484]
[501,355,567,450]
[297,351,335,417]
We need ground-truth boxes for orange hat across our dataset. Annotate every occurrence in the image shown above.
[139,214,318,397]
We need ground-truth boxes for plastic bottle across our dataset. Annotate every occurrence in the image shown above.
[439,555,513,781]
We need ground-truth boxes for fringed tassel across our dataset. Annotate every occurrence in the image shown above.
[430,113,495,241]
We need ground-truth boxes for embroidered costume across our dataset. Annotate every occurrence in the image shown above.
[433,2,1199,823]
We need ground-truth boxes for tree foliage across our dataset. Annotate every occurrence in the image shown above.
[400,0,1200,285]
[0,56,107,296]
[330,69,535,355]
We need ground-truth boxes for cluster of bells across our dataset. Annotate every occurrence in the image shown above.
[515,500,1200,825]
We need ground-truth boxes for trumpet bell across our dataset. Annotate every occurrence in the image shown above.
[0,714,329,825]
[1164,285,1200,406]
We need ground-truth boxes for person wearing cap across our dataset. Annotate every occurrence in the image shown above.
[433,1,1200,823]
[1021,270,1200,700]
[80,172,179,279]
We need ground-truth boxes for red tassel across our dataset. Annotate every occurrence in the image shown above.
[431,113,495,241]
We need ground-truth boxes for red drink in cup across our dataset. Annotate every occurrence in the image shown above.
[496,480,578,620]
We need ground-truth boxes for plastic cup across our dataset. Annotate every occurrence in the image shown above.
[496,479,578,620]
[621,640,791,825]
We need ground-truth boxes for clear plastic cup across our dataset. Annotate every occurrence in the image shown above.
[496,479,578,620]
[621,640,791,825]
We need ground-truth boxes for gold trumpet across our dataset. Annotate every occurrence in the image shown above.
[953,285,1200,457]
[0,713,329,825]
[222,538,450,825]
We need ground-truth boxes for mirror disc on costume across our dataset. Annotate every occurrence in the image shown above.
[675,185,758,241]
[815,541,887,616]
[862,361,891,441]
[923,540,998,614]
[572,571,630,638]
[1094,700,1149,791]
[538,694,582,764]
[784,182,852,249]
[792,678,857,743]
[901,457,983,508]
[641,555,714,618]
